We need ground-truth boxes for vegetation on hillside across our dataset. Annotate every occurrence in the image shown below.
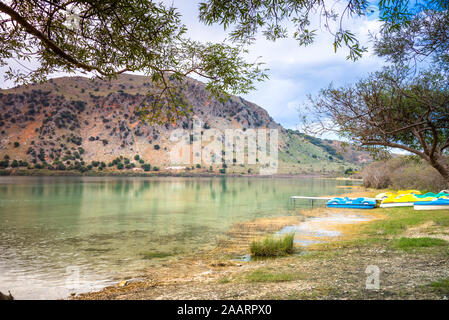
[0,75,368,176]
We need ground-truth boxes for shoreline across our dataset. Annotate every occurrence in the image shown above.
[73,188,449,300]
[0,169,336,179]
[72,190,378,300]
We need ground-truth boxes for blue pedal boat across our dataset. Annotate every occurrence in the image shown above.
[413,198,449,211]
[327,197,377,209]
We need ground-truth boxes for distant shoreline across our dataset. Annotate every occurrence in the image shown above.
[0,168,334,179]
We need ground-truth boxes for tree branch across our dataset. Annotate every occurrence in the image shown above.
[0,1,129,77]
[361,140,429,160]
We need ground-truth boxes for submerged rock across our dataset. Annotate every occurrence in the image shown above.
[0,291,14,300]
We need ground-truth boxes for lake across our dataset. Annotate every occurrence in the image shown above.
[0,176,356,299]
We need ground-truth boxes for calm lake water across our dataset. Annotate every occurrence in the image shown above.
[0,176,356,299]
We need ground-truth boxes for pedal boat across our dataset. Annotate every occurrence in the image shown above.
[327,197,377,209]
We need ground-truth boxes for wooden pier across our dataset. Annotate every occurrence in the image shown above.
[290,196,333,209]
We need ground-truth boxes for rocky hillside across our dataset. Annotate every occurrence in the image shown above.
[0,74,369,175]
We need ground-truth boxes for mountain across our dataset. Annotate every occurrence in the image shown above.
[0,74,370,175]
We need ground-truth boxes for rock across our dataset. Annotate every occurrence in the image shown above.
[118,280,128,287]
[0,291,14,300]
[209,261,235,267]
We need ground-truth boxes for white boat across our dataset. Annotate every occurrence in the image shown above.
[379,202,414,208]
[414,199,449,211]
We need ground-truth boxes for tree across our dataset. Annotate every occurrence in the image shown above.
[0,0,266,122]
[1,1,442,123]
[302,5,449,186]
[374,7,449,68]
[199,1,447,60]
[303,65,449,185]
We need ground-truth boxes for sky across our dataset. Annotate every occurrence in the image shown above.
[0,0,385,136]
[166,1,384,133]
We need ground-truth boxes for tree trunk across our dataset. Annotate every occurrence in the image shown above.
[429,154,449,188]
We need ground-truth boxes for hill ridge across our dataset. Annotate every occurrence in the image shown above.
[0,74,370,174]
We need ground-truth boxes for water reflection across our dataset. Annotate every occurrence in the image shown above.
[0,176,355,299]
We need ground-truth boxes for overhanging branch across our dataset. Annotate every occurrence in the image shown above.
[361,140,429,160]
[0,1,129,77]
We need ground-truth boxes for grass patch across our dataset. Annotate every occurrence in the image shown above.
[434,217,449,227]
[362,207,449,236]
[218,277,231,284]
[317,238,388,251]
[141,251,173,259]
[429,278,449,294]
[245,269,305,283]
[390,237,448,251]
[250,233,295,257]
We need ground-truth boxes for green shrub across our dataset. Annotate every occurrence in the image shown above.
[56,163,66,170]
[134,155,140,161]
[154,144,160,150]
[0,160,9,168]
[250,233,295,257]
[390,237,448,251]
[13,142,20,148]
[19,160,28,167]
[429,278,449,293]
[142,164,151,171]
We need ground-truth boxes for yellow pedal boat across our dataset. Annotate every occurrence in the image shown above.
[380,194,437,208]
[375,190,421,201]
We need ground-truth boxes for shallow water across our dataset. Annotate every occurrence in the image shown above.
[278,213,372,246]
[0,176,357,299]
